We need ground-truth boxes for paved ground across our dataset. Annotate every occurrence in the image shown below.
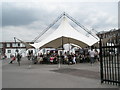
[1,57,119,88]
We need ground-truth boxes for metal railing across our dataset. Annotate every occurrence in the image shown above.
[100,34,120,86]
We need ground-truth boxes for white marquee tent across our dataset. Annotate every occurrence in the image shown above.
[30,17,99,49]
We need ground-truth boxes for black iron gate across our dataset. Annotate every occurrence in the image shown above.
[99,31,120,86]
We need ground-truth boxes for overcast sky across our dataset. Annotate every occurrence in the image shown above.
[1,0,119,42]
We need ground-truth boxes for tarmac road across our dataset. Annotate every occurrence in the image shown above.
[2,57,119,88]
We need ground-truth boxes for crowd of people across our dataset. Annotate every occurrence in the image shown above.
[7,47,100,66]
[27,48,100,65]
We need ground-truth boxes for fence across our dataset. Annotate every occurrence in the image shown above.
[99,33,120,86]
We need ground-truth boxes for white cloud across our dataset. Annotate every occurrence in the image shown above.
[2,20,56,42]
[83,11,117,28]
[2,1,118,42]
[2,26,40,42]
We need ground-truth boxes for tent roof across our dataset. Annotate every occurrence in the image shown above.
[31,17,99,49]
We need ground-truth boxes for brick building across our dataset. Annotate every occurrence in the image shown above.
[97,29,120,42]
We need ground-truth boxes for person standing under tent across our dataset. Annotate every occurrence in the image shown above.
[89,48,95,65]
[68,54,73,65]
[50,55,54,64]
[72,54,76,64]
[64,53,68,64]
[37,53,43,64]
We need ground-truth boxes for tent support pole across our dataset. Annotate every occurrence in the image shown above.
[58,36,63,69]
[68,38,70,54]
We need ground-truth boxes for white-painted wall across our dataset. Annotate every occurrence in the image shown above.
[5,48,27,58]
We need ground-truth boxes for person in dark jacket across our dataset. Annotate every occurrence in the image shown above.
[16,53,21,66]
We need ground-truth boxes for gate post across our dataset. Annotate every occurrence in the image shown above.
[99,37,103,83]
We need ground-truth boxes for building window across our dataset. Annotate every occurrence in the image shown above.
[8,50,11,53]
[12,43,21,47]
[12,43,20,47]
[7,43,10,47]
[0,44,2,48]
[12,43,17,47]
